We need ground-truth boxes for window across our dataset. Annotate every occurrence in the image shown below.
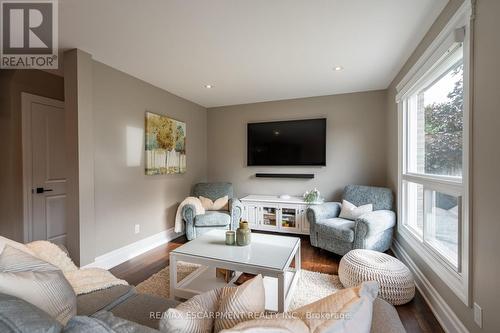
[403,45,464,269]
[396,2,471,305]
[406,49,463,178]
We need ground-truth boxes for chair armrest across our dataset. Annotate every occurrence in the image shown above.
[229,198,243,230]
[182,204,197,240]
[306,202,342,226]
[181,204,196,223]
[181,204,197,229]
[354,210,396,239]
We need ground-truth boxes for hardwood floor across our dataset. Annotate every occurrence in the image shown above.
[111,233,443,333]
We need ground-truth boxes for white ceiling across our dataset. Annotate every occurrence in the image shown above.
[59,0,447,107]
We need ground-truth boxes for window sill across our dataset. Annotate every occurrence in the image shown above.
[397,225,469,305]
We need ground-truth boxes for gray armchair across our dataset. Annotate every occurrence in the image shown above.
[307,185,395,255]
[182,182,242,240]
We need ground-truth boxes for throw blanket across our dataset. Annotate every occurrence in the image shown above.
[174,196,206,233]
[63,268,128,295]
[26,241,128,295]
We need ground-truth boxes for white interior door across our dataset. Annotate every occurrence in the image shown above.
[22,93,67,246]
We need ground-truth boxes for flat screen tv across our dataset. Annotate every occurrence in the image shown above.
[247,118,326,166]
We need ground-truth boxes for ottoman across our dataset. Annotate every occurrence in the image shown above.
[338,249,415,305]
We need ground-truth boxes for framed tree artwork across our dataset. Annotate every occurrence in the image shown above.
[145,111,186,175]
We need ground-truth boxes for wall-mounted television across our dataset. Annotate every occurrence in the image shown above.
[247,118,326,166]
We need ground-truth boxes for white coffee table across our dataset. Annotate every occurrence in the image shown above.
[169,230,301,312]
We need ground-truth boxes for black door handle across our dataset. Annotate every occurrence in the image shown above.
[35,187,53,194]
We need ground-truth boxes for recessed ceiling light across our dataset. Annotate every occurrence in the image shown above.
[204,84,213,89]
[333,66,344,71]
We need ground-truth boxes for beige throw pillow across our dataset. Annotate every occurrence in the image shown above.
[223,282,379,333]
[339,200,373,221]
[199,195,229,211]
[161,275,265,333]
[161,288,222,333]
[293,281,379,333]
[0,245,77,325]
[214,275,265,333]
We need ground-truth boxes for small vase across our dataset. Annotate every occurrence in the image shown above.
[225,230,236,245]
[236,220,251,246]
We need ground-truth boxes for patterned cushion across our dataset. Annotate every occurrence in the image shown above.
[161,288,222,333]
[195,211,231,227]
[214,275,265,332]
[162,276,265,333]
[314,218,355,242]
[0,245,77,325]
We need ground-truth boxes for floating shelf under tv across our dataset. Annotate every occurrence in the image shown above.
[255,173,314,179]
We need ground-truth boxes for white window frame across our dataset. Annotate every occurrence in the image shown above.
[396,1,473,306]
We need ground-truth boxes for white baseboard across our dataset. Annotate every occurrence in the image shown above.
[83,228,184,270]
[392,240,469,333]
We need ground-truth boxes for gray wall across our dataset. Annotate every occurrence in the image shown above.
[387,0,500,331]
[207,90,388,201]
[0,70,64,242]
[64,49,96,266]
[91,60,207,257]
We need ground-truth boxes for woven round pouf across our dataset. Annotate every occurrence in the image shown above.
[338,249,415,305]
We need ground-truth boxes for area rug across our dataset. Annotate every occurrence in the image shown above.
[136,261,343,310]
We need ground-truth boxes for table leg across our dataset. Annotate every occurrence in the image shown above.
[169,253,177,299]
[295,240,301,271]
[277,272,285,312]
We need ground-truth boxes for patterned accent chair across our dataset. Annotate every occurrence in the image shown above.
[307,185,395,255]
[182,182,242,240]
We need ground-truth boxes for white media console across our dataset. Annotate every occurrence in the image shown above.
[240,195,320,235]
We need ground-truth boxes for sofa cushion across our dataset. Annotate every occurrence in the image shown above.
[161,275,265,333]
[111,293,180,329]
[199,195,229,211]
[0,293,62,333]
[161,288,222,333]
[77,285,135,316]
[0,245,76,325]
[315,218,355,242]
[225,282,379,333]
[194,211,231,227]
[294,281,379,333]
[339,200,373,221]
[64,311,157,333]
[214,275,265,332]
